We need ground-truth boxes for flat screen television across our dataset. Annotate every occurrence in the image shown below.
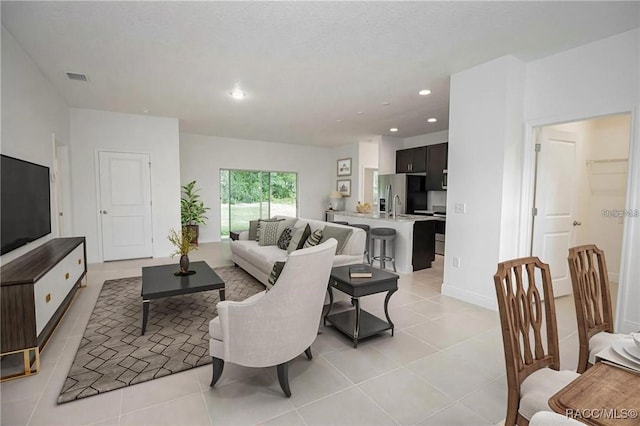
[1,154,52,255]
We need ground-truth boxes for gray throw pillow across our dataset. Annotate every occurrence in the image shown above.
[258,221,283,246]
[303,229,323,248]
[287,224,311,254]
[319,226,353,254]
[256,218,283,242]
[267,261,286,288]
[248,220,260,240]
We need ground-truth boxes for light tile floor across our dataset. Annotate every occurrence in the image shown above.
[1,242,587,425]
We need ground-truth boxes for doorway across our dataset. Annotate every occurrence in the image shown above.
[98,151,153,261]
[530,114,631,297]
[53,137,73,237]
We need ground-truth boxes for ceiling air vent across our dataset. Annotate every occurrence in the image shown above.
[66,72,89,82]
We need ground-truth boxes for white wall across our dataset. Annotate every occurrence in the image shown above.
[179,133,334,242]
[403,130,449,149]
[357,141,379,204]
[523,29,639,333]
[378,135,403,175]
[442,55,526,310]
[0,26,70,264]
[70,109,181,263]
[334,143,359,212]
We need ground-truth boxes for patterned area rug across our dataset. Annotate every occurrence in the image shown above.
[58,266,264,403]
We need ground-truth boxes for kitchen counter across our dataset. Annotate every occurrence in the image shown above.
[336,211,445,222]
[334,212,439,274]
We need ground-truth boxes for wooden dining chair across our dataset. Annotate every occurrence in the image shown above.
[567,244,626,373]
[494,257,579,426]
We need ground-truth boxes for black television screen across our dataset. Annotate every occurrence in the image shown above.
[1,154,52,255]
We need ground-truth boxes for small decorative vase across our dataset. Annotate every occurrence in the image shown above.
[179,255,190,274]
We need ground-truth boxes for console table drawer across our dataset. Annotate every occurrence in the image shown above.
[34,243,85,335]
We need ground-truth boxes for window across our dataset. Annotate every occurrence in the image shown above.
[220,169,297,237]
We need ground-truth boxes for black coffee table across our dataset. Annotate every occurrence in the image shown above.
[141,261,225,335]
[324,265,398,347]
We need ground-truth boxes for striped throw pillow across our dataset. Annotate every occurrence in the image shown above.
[303,229,323,248]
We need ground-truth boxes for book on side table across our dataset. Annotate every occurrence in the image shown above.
[349,264,372,278]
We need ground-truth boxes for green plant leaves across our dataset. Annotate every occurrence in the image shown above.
[180,180,210,225]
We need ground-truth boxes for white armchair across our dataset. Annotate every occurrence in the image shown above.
[209,238,338,397]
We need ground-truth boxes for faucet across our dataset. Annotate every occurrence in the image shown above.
[392,194,401,218]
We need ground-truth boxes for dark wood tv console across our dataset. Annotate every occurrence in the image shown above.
[0,237,87,381]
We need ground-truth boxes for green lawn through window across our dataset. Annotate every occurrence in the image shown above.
[221,200,296,236]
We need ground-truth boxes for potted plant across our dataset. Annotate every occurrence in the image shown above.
[180,180,210,245]
[168,226,197,274]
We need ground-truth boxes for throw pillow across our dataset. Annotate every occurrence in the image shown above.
[277,227,294,250]
[276,218,298,242]
[319,226,353,254]
[248,220,260,241]
[258,221,283,246]
[256,218,283,242]
[303,229,323,248]
[267,261,286,288]
[287,223,311,254]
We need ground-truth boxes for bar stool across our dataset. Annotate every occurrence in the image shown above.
[370,228,396,272]
[348,224,370,263]
[331,221,349,225]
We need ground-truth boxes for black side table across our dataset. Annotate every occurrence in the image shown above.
[324,265,398,347]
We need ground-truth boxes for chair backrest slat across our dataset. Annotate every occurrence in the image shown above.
[568,244,614,373]
[494,256,560,425]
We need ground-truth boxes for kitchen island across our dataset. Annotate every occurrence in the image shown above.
[333,212,444,274]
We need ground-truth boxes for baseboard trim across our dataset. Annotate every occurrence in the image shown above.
[441,283,498,311]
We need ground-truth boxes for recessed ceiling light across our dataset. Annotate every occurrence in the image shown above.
[390,128,398,132]
[418,89,431,96]
[336,119,343,123]
[143,108,149,114]
[427,117,437,123]
[230,89,246,100]
[356,111,364,115]
[381,101,391,106]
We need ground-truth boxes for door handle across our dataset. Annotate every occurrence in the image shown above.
[573,220,582,226]
[101,210,108,214]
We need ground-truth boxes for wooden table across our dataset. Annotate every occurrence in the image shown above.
[549,362,640,425]
[324,265,398,348]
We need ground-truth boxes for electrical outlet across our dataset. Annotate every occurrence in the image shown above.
[454,202,466,214]
[453,257,461,268]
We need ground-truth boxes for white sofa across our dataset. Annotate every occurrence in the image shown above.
[230,216,366,289]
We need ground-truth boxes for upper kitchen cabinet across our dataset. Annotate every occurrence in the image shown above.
[395,146,426,173]
[425,143,448,190]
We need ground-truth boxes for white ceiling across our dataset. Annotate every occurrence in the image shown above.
[2,1,639,147]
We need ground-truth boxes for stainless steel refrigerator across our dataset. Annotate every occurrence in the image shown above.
[378,174,427,215]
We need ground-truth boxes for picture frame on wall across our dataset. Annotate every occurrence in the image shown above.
[337,158,352,176]
[337,179,351,197]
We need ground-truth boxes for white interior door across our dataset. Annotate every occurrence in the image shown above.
[99,151,153,261]
[531,129,579,297]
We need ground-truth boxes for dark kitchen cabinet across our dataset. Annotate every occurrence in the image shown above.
[395,146,426,173]
[425,143,448,190]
